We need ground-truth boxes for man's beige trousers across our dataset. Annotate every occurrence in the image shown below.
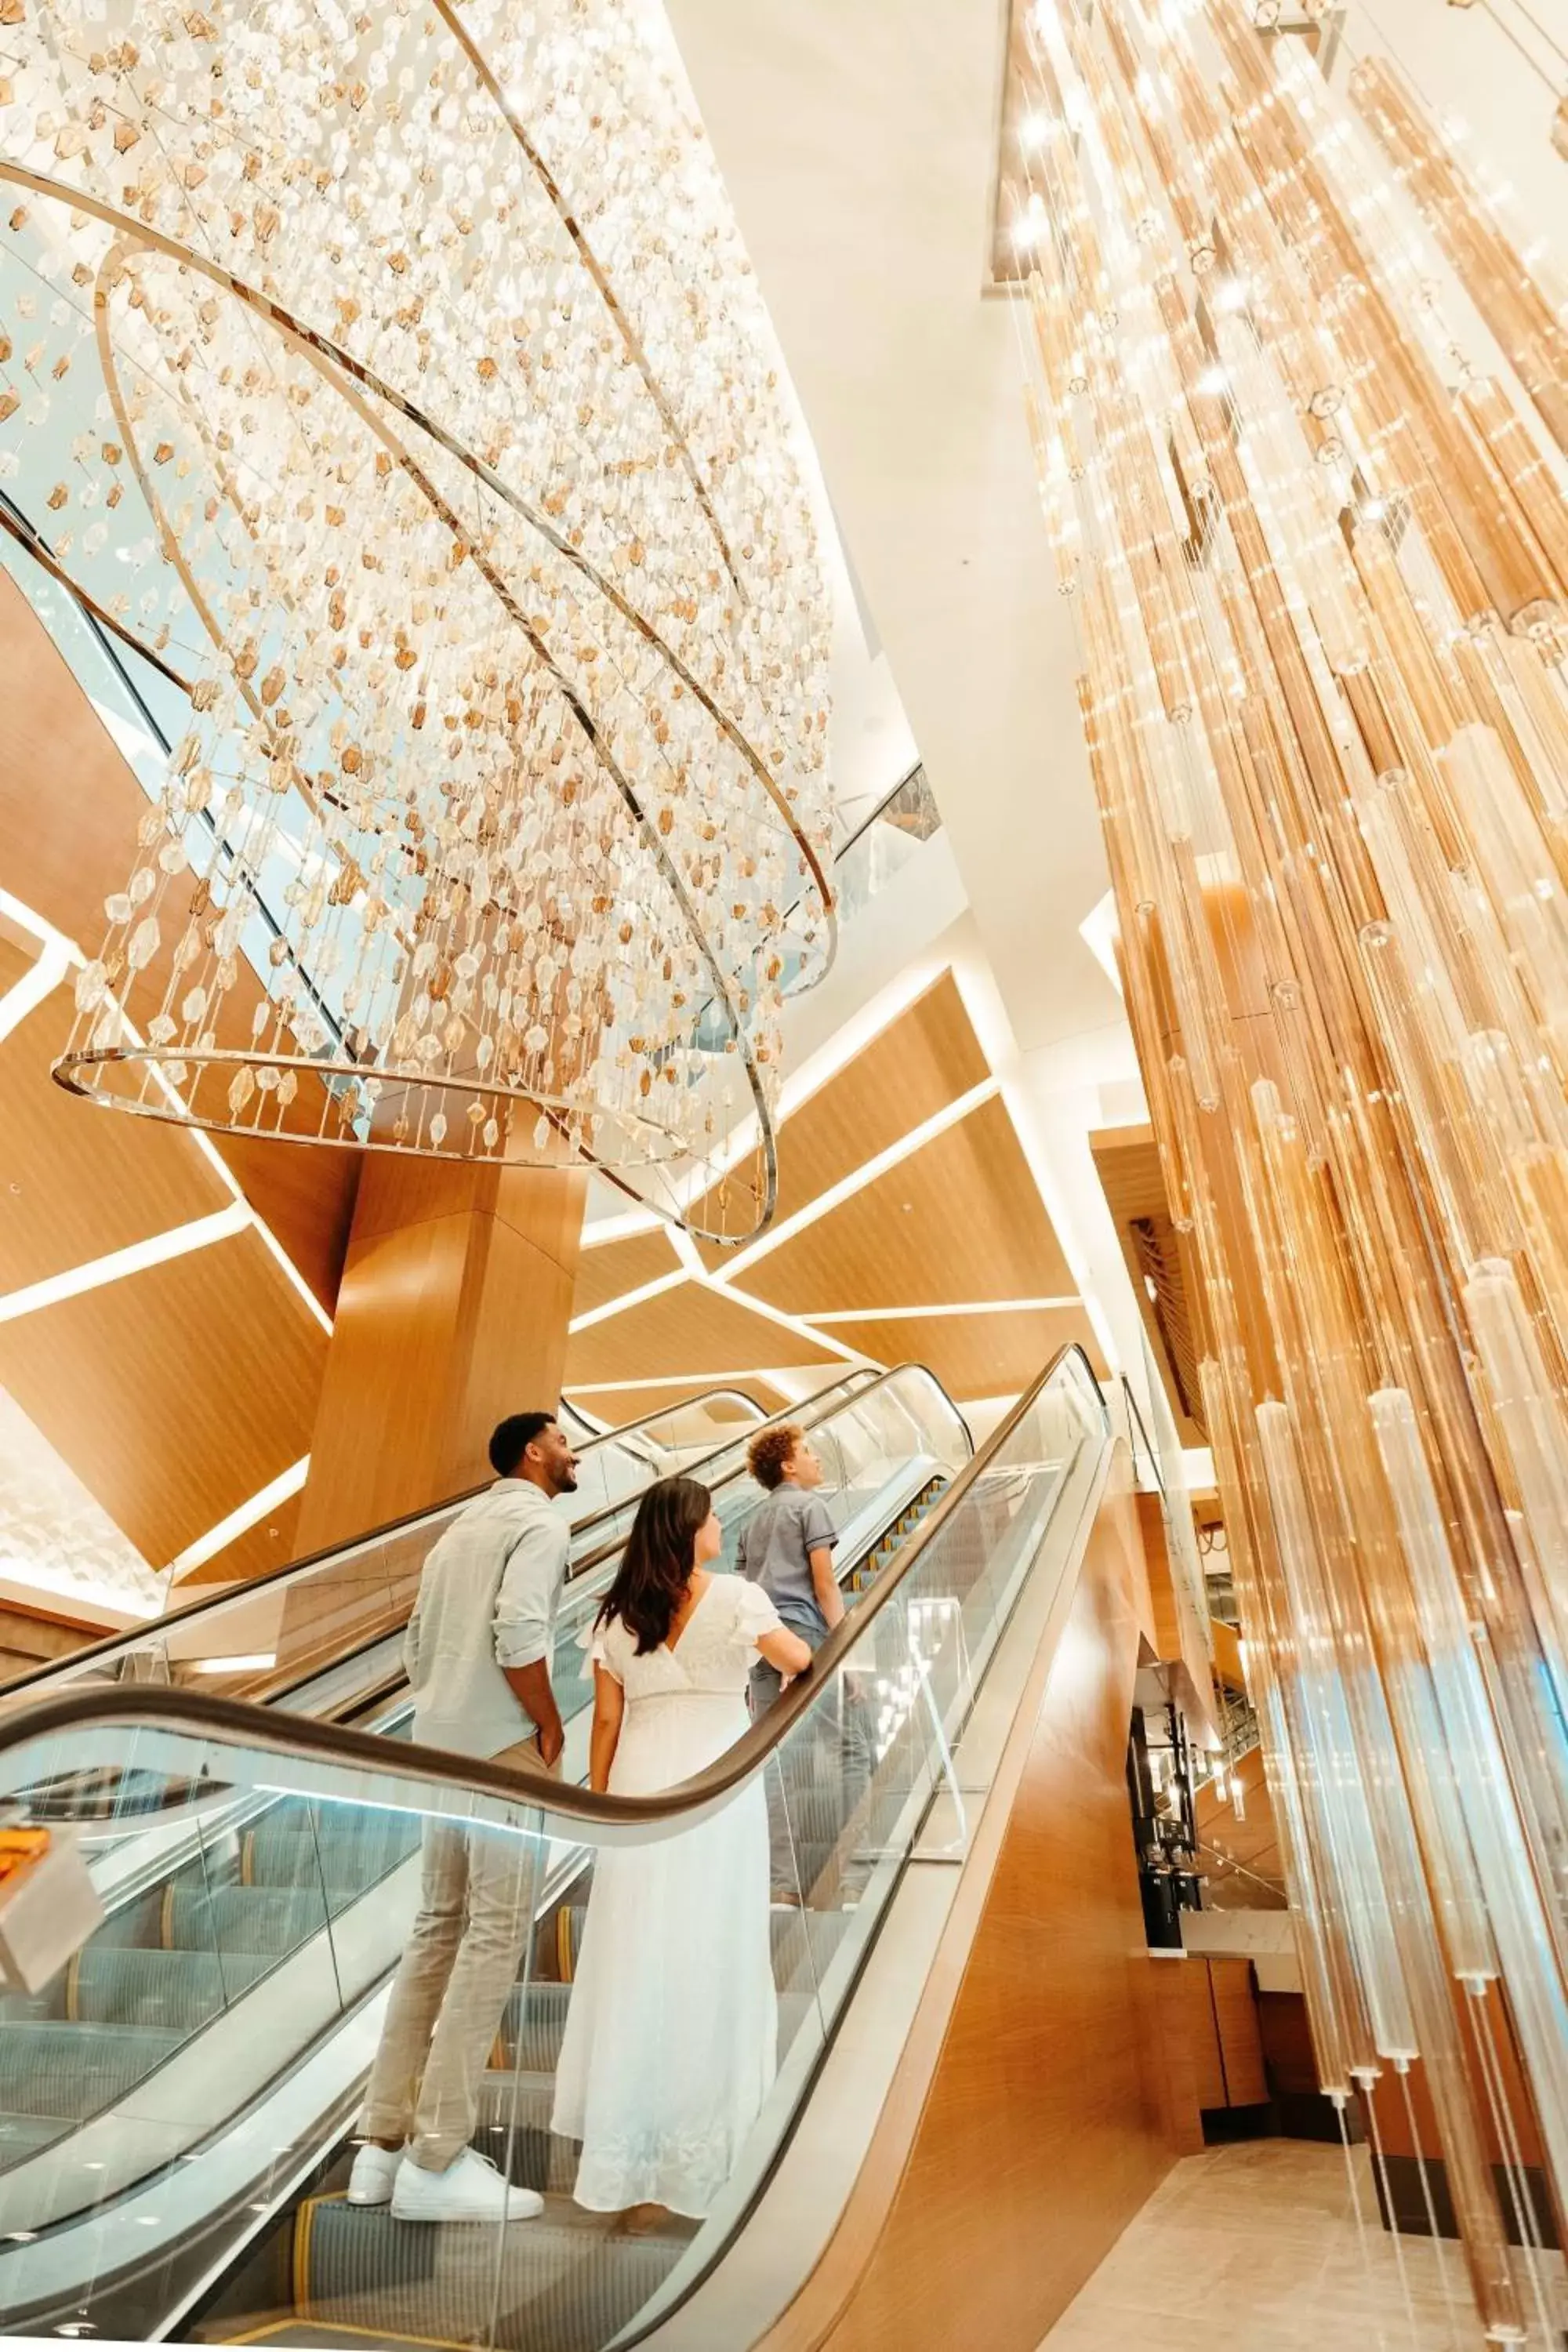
[359,1744,550,2171]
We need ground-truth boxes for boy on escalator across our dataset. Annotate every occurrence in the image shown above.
[739,1425,873,1904]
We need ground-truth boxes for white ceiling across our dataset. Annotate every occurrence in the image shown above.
[666,0,1123,1067]
[663,0,1567,1396]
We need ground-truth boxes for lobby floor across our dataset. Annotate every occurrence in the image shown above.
[1037,2140,1566,2350]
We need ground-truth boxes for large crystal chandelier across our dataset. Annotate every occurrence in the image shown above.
[0,0,833,1240]
[1015,0,1568,2336]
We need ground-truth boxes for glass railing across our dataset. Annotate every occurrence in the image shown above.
[687,764,945,1054]
[831,763,942,924]
[0,1377,876,1841]
[0,1347,1104,2345]
[2,1377,867,1715]
[0,1360,971,2254]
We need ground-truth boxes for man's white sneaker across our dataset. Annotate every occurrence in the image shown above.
[346,2143,403,2206]
[390,2147,543,2224]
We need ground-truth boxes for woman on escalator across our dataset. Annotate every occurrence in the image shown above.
[550,1475,811,2223]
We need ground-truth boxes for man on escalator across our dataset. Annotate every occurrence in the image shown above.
[346,1409,579,2225]
[739,1425,873,1904]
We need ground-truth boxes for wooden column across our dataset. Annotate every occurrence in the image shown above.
[294,1157,587,1554]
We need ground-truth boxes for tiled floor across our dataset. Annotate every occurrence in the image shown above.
[1036,2140,1566,2350]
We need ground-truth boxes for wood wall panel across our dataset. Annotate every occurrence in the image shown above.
[295,1160,586,1552]
[1210,1957,1268,2105]
[1194,1743,1285,1903]
[211,1133,357,1316]
[564,1277,842,1386]
[180,1491,303,1589]
[1211,1614,1246,1692]
[765,1463,1173,2352]
[0,931,33,994]
[565,1378,789,1432]
[0,571,358,1306]
[0,1604,94,1688]
[688,971,992,1257]
[571,1228,682,1318]
[1135,1489,1215,1742]
[1145,1962,1212,2154]
[741,1094,1077,1316]
[811,1305,1104,1403]
[0,989,229,1289]
[0,1227,327,1566]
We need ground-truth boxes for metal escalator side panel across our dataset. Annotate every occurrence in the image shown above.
[0,1354,1093,2345]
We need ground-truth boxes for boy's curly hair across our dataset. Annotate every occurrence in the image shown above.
[746,1423,804,1491]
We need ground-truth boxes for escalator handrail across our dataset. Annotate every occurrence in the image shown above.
[4,1357,962,1734]
[0,1346,1105,1832]
[562,1356,968,1584]
[0,1377,853,1700]
[261,1359,957,1713]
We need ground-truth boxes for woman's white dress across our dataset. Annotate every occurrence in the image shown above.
[550,1573,784,2217]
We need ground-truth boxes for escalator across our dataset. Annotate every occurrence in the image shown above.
[0,1358,989,2341]
[0,1374,877,1829]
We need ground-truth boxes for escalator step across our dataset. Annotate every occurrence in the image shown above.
[0,2022,183,2117]
[494,1980,572,2071]
[244,1819,419,1895]
[294,2198,687,2352]
[81,1946,276,2027]
[0,1944,276,2028]
[474,2071,578,2193]
[85,1891,170,1951]
[162,1885,362,1953]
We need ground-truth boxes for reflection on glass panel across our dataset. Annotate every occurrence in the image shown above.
[833,763,943,924]
[0,1350,1105,2348]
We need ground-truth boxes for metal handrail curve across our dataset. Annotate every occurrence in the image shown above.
[0,1346,1105,1832]
[563,1357,967,1586]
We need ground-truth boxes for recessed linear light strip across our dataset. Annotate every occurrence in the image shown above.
[804,1296,1082,1325]
[0,1201,252,1325]
[0,935,73,1048]
[568,1262,868,1370]
[707,1077,1000,1287]
[576,958,954,1248]
[568,1267,686,1334]
[573,1086,1001,1343]
[0,887,331,1337]
[167,1454,310,1581]
[691,1276,866,1366]
[946,953,1122,1376]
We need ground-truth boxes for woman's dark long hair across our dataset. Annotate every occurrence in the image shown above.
[596,1475,713,1656]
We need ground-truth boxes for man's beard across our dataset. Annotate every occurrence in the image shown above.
[557,1466,579,1494]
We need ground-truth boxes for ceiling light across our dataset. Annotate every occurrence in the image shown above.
[1196,365,1229,397]
[568,1269,687,1334]
[807,1298,1081,1324]
[1018,111,1051,151]
[713,1079,1000,1283]
[191,1653,278,1674]
[167,1457,310,1581]
[0,1202,251,1327]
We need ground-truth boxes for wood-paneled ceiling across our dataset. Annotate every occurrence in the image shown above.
[684,970,993,1261]
[567,971,1105,1407]
[0,575,351,1606]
